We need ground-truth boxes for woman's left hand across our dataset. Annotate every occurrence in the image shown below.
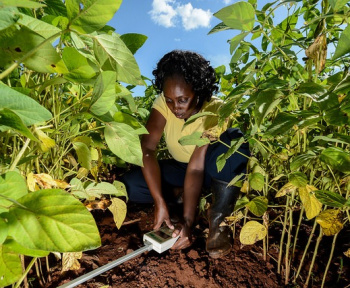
[171,222,192,250]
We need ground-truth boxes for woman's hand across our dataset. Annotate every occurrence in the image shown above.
[153,201,174,230]
[171,222,192,250]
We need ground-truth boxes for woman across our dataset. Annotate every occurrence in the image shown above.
[123,50,249,258]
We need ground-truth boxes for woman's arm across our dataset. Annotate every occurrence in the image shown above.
[141,108,173,230]
[172,144,208,249]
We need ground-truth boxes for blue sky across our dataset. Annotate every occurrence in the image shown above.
[110,0,244,96]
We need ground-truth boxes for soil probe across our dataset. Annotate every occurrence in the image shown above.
[58,227,179,288]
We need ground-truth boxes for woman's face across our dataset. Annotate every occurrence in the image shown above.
[163,75,198,120]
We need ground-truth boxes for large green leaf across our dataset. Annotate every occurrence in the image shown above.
[94,33,143,85]
[245,196,268,217]
[289,171,308,188]
[329,0,349,11]
[315,190,346,208]
[0,0,45,8]
[105,122,143,166]
[3,238,49,257]
[72,141,91,170]
[255,89,283,127]
[17,12,61,39]
[69,0,122,34]
[333,25,350,60]
[230,32,250,54]
[320,147,350,173]
[0,172,28,214]
[120,33,148,55]
[214,1,255,32]
[0,26,65,73]
[0,8,19,32]
[62,46,97,83]
[178,131,210,147]
[0,83,52,126]
[0,108,38,140]
[90,71,117,115]
[113,111,148,135]
[249,172,265,191]
[0,244,21,287]
[265,112,298,137]
[290,152,316,171]
[7,189,101,252]
[0,218,7,245]
[216,137,245,172]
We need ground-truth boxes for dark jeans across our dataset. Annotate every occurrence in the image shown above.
[122,128,250,203]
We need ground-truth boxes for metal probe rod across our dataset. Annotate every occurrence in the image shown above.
[58,241,153,288]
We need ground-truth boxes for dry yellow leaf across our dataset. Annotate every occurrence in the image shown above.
[239,221,267,245]
[240,180,249,193]
[316,209,343,236]
[35,129,55,152]
[85,199,112,211]
[27,172,36,192]
[275,182,297,197]
[305,34,327,73]
[62,252,82,272]
[224,211,244,225]
[344,248,350,258]
[299,186,322,219]
[108,198,127,229]
[34,173,56,189]
[54,179,70,189]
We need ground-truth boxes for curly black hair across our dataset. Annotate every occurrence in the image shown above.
[152,50,218,107]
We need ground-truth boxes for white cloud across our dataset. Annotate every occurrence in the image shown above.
[149,0,177,28]
[149,0,212,30]
[177,3,211,30]
[223,0,233,4]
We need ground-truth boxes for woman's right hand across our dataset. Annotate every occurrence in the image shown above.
[153,201,174,230]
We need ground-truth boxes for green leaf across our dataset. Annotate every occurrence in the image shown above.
[0,83,52,126]
[333,25,350,60]
[113,111,148,135]
[0,218,8,245]
[214,1,255,32]
[289,171,308,188]
[245,196,268,217]
[0,108,38,141]
[255,89,283,127]
[112,180,128,200]
[329,0,349,11]
[230,32,250,54]
[90,71,117,115]
[178,131,210,147]
[108,198,126,229]
[0,8,19,32]
[17,12,61,39]
[249,172,265,191]
[0,0,45,8]
[72,142,91,170]
[120,33,147,54]
[0,172,27,214]
[265,112,298,137]
[290,152,316,171]
[105,122,143,166]
[62,47,97,83]
[314,190,346,208]
[182,111,216,128]
[0,244,21,287]
[86,182,122,197]
[208,22,230,35]
[234,195,249,211]
[297,82,327,101]
[0,27,65,73]
[228,173,245,187]
[7,189,101,252]
[69,0,122,34]
[94,33,143,85]
[3,238,49,257]
[239,220,267,245]
[320,147,350,173]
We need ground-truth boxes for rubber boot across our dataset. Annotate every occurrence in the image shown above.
[206,178,240,258]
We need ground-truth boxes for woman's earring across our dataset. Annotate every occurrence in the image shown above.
[196,96,199,104]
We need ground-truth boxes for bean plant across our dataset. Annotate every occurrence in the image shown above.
[206,0,350,286]
[0,0,148,286]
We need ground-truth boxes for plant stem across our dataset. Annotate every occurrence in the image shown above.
[9,138,31,171]
[294,220,317,283]
[304,227,323,288]
[321,233,338,288]
[285,191,295,285]
[14,257,37,288]
[278,196,289,274]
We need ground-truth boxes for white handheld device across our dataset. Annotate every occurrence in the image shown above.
[143,226,180,253]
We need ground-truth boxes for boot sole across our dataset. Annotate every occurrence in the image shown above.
[208,247,232,259]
